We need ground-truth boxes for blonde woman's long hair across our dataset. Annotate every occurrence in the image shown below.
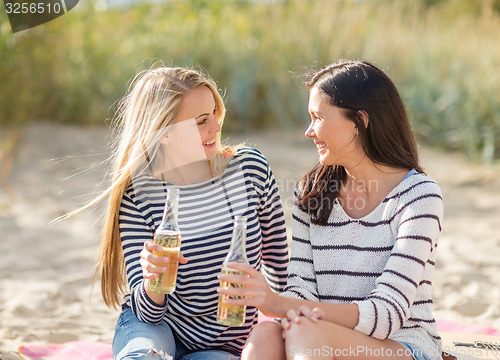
[84,66,232,309]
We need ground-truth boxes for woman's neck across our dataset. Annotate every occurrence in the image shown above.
[343,155,408,190]
[339,159,409,218]
[156,159,214,185]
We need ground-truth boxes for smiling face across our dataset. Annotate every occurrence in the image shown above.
[175,85,221,160]
[305,86,363,166]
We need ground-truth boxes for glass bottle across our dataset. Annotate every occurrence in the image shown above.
[217,215,249,326]
[149,186,182,294]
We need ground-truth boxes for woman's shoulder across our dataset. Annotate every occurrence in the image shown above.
[404,172,442,196]
[389,172,443,210]
[232,146,269,166]
[233,146,265,158]
[124,173,163,199]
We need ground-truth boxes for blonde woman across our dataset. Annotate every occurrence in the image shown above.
[85,67,288,360]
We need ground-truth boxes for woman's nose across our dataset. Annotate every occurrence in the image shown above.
[304,123,315,138]
[209,116,222,134]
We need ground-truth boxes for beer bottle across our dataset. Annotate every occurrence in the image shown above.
[149,186,182,294]
[217,216,249,326]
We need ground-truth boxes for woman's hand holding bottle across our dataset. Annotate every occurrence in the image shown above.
[140,240,188,280]
[140,240,188,305]
[217,262,326,329]
[216,262,281,317]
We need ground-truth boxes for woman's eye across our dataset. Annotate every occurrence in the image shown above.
[197,119,207,126]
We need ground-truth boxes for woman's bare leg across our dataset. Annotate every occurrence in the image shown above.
[242,322,286,360]
[284,317,413,360]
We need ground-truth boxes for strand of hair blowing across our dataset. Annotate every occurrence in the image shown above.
[91,69,188,309]
[95,181,128,309]
[91,128,134,308]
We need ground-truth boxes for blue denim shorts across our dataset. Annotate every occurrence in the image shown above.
[113,307,239,360]
[398,341,431,360]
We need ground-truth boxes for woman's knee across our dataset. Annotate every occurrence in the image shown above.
[115,348,171,360]
[114,336,174,360]
[284,317,331,348]
[113,309,176,360]
[242,322,284,360]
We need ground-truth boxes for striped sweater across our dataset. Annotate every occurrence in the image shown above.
[282,172,444,360]
[118,147,289,355]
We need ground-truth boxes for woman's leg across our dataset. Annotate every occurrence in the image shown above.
[113,307,176,360]
[241,322,286,360]
[284,317,413,360]
[178,349,239,360]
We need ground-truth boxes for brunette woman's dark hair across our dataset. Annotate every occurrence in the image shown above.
[297,59,424,225]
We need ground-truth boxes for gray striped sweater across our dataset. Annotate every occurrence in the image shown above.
[282,172,443,360]
[119,147,289,355]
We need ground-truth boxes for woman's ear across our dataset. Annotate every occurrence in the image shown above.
[357,110,369,130]
[159,128,170,145]
[159,135,169,145]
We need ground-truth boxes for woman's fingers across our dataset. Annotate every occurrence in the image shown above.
[286,309,301,324]
[216,267,262,295]
[281,317,291,332]
[216,266,274,310]
[141,241,165,264]
[142,241,187,265]
[217,265,268,290]
[217,272,252,286]
[178,252,189,264]
[139,257,164,278]
[224,262,261,278]
[312,307,325,320]
[216,276,266,301]
[140,241,187,279]
[282,306,320,330]
[216,286,266,306]
[296,305,319,323]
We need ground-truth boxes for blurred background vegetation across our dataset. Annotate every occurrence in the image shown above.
[1,0,499,166]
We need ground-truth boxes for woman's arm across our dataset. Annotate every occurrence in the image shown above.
[280,202,319,301]
[219,196,360,328]
[257,157,289,293]
[119,190,168,324]
[219,262,360,330]
[352,180,444,339]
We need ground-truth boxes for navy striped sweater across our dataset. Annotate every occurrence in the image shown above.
[119,147,289,355]
[282,172,443,359]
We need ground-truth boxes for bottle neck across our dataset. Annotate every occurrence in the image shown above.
[225,221,248,264]
[158,187,180,232]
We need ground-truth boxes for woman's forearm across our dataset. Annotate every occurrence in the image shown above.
[144,279,167,306]
[218,262,359,329]
[269,292,359,329]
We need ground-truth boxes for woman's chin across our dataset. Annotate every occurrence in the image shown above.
[204,149,217,160]
[318,154,333,166]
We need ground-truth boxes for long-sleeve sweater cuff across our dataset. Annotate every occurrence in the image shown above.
[136,282,167,323]
[353,300,376,336]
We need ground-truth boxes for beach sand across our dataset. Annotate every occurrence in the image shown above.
[1,123,499,355]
